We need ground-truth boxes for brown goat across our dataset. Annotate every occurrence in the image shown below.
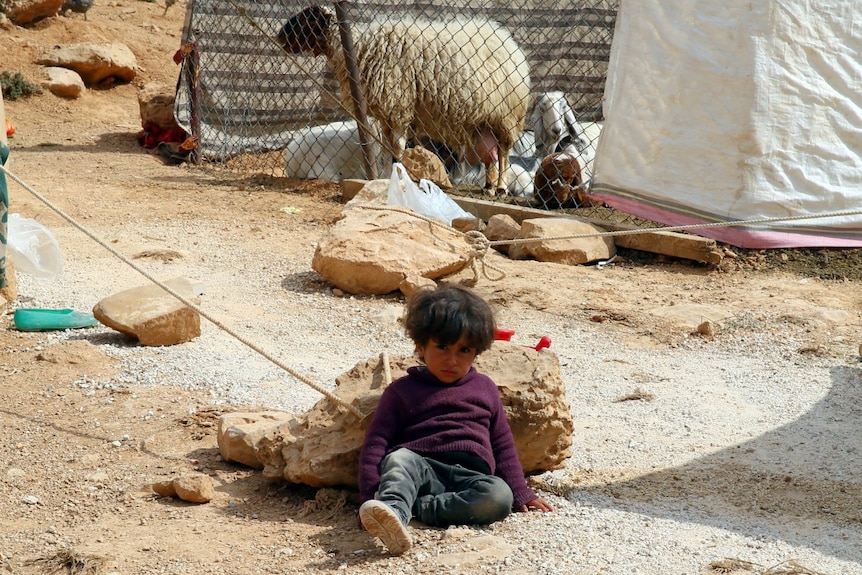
[533,151,591,208]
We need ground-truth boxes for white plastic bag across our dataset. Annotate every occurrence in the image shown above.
[7,213,64,279]
[387,163,471,225]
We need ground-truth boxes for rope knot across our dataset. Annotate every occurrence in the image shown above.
[464,230,491,258]
[463,229,505,284]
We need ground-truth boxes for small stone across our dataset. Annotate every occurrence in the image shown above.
[173,474,215,503]
[22,495,40,505]
[152,480,176,497]
[696,320,715,336]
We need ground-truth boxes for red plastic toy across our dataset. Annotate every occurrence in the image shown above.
[494,328,515,341]
[494,328,551,351]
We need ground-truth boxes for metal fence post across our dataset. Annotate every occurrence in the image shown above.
[335,0,379,179]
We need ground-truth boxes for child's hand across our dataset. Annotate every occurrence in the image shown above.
[518,497,553,513]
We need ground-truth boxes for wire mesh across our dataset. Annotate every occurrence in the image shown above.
[176,0,624,220]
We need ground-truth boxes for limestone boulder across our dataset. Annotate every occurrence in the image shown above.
[311,207,471,295]
[400,146,452,190]
[173,475,215,503]
[451,215,484,234]
[398,275,437,298]
[152,479,176,497]
[339,178,370,203]
[217,411,295,470]
[483,214,521,255]
[254,417,299,483]
[239,342,572,489]
[43,66,85,98]
[92,276,203,346]
[343,178,388,208]
[137,83,179,130]
[508,217,615,264]
[36,43,137,86]
[0,0,63,26]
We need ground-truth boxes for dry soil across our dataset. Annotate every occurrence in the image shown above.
[1,4,861,575]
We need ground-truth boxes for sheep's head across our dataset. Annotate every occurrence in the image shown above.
[277,5,333,56]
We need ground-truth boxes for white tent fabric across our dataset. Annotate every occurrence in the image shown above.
[591,0,862,248]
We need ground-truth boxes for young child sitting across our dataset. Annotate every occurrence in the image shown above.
[357,283,553,555]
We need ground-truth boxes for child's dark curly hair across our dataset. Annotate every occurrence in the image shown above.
[404,284,496,354]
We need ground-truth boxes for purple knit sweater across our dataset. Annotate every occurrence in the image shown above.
[358,365,538,508]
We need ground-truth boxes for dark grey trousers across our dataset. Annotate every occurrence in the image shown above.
[375,448,514,527]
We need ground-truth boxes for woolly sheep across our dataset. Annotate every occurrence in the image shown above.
[277,5,531,195]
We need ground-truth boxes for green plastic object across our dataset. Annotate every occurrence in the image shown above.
[13,308,99,331]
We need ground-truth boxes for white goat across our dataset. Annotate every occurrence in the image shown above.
[278,5,531,195]
[531,91,588,159]
[284,120,388,182]
[531,91,605,191]
[555,121,603,185]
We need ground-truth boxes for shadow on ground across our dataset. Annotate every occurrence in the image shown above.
[564,365,862,564]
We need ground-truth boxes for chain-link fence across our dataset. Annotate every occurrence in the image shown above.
[176,0,620,216]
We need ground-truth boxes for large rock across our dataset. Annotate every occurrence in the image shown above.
[311,207,471,295]
[43,66,85,98]
[92,277,203,346]
[137,83,179,130]
[0,0,63,25]
[343,179,389,208]
[483,214,521,255]
[400,146,452,190]
[217,411,294,470]
[36,43,137,86]
[508,217,615,264]
[173,475,215,503]
[232,342,572,489]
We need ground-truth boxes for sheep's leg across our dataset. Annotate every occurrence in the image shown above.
[382,125,404,164]
[484,153,508,197]
[483,162,498,197]
[497,153,509,196]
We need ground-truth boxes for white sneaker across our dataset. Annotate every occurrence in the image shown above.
[359,500,412,555]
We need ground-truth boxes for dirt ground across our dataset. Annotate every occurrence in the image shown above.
[2,3,861,575]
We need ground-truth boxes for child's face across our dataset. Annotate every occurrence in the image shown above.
[417,334,477,384]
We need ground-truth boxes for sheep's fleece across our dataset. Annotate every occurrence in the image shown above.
[278,5,531,193]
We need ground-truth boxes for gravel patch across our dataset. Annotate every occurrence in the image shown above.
[9,215,862,575]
